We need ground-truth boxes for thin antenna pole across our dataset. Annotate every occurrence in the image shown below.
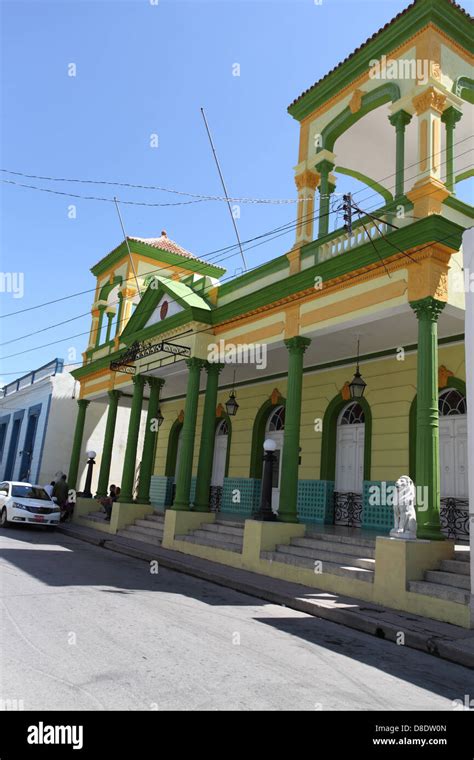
[200,107,247,271]
[114,196,142,298]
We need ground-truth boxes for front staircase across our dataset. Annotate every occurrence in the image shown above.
[408,547,471,606]
[175,518,245,552]
[116,512,165,546]
[261,530,376,583]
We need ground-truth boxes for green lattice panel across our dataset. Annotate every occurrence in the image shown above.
[221,478,261,516]
[363,480,396,532]
[297,480,334,524]
[150,476,174,509]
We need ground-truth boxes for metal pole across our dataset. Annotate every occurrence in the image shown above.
[200,107,247,271]
[113,196,142,298]
[254,448,277,521]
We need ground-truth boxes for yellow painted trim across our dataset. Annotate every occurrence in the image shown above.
[300,278,407,328]
[298,23,471,155]
[284,304,301,339]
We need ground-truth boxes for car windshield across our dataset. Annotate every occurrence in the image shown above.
[11,485,51,501]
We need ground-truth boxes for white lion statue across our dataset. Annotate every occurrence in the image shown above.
[390,475,417,540]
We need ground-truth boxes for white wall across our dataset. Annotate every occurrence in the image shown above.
[463,229,474,625]
[0,374,56,484]
[74,401,148,495]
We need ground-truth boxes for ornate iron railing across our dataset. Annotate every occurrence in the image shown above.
[210,486,223,513]
[440,497,470,542]
[334,491,363,528]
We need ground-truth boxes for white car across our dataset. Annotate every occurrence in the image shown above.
[0,481,61,529]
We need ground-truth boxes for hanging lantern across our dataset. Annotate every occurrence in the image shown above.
[225,391,239,417]
[349,338,367,399]
[225,370,239,416]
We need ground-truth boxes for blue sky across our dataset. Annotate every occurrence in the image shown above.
[0,0,468,382]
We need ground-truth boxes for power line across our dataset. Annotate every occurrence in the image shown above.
[0,159,470,352]
[2,143,470,323]
[0,225,466,363]
[1,134,471,205]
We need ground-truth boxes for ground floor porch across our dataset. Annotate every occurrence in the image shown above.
[73,499,471,629]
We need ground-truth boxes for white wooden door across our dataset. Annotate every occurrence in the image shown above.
[175,429,183,479]
[440,416,468,498]
[335,424,365,493]
[211,435,228,487]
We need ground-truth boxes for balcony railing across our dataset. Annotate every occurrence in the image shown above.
[1,358,64,397]
[318,219,390,263]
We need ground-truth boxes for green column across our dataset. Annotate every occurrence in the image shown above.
[68,399,89,490]
[136,378,165,504]
[95,306,106,348]
[441,107,462,193]
[105,311,115,343]
[173,358,204,511]
[194,362,224,512]
[279,336,311,523]
[317,160,335,239]
[410,297,445,540]
[119,374,146,502]
[389,110,412,199]
[115,294,124,337]
[96,390,121,498]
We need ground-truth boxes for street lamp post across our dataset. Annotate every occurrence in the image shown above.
[254,439,277,521]
[82,450,96,498]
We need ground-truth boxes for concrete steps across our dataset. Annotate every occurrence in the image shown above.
[291,536,376,560]
[116,512,165,547]
[261,530,376,584]
[408,547,471,606]
[407,580,470,605]
[269,543,375,571]
[82,510,109,523]
[176,519,245,554]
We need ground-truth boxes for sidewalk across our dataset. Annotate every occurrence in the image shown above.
[59,522,474,670]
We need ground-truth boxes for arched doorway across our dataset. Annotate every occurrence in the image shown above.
[264,405,285,514]
[210,418,229,511]
[439,388,468,499]
[334,401,365,526]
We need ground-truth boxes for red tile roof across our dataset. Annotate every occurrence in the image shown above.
[288,0,472,113]
[129,230,196,260]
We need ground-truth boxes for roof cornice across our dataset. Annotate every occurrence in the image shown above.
[288,0,473,122]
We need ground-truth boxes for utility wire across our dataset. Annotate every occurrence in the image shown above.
[0,160,470,352]
[1,134,471,205]
[0,226,466,363]
[2,145,470,322]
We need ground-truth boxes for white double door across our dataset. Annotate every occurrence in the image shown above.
[335,423,365,494]
[211,434,228,487]
[439,416,468,498]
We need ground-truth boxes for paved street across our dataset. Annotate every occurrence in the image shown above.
[0,526,472,711]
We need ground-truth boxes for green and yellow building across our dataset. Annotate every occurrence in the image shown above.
[71,0,473,627]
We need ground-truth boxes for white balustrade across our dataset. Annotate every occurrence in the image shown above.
[318,220,388,262]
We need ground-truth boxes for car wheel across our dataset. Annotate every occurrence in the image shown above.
[0,507,9,527]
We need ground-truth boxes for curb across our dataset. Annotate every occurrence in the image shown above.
[59,524,474,670]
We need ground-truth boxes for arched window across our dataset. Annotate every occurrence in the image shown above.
[338,402,365,425]
[439,389,467,416]
[267,405,285,432]
[216,418,229,436]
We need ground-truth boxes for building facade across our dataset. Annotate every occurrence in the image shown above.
[0,358,147,492]
[71,0,472,542]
